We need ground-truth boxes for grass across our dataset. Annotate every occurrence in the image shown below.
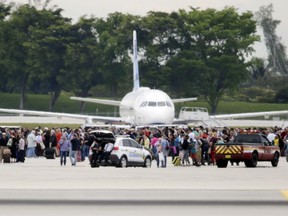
[2,92,288,114]
[0,92,114,114]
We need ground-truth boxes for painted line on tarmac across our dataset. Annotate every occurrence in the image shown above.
[281,190,288,201]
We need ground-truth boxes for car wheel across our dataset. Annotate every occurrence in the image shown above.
[143,157,152,168]
[216,159,228,168]
[119,156,128,168]
[244,160,250,167]
[246,152,258,168]
[271,152,279,167]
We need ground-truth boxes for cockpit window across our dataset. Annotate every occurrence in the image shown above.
[148,101,157,107]
[140,101,148,107]
[166,101,172,107]
[140,101,173,107]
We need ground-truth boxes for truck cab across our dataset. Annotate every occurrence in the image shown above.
[215,134,280,168]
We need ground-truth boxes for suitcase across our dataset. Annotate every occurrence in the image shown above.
[3,154,10,163]
[172,156,181,166]
[45,148,55,159]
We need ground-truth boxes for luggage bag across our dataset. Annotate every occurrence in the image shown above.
[2,148,11,163]
[3,154,10,163]
[172,156,181,166]
[45,148,55,159]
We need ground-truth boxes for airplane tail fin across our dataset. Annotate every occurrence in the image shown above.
[133,30,140,91]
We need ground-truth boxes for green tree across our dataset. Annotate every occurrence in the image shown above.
[0,3,12,92]
[3,4,42,108]
[96,13,140,97]
[173,7,260,113]
[64,17,103,112]
[24,7,72,111]
[139,11,179,91]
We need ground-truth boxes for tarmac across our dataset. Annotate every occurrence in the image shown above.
[1,115,288,215]
[0,155,288,215]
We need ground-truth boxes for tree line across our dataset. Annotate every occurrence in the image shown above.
[0,1,266,114]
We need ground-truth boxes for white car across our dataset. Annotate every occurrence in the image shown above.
[110,136,152,168]
[89,130,152,168]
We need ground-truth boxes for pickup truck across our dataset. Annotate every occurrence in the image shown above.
[214,134,280,168]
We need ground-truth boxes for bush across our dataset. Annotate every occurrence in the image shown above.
[236,87,276,103]
[275,86,288,103]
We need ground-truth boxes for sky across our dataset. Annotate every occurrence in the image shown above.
[10,0,288,59]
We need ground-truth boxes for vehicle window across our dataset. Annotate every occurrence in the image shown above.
[261,136,270,146]
[90,131,115,139]
[117,140,123,147]
[148,101,157,107]
[234,135,260,145]
[122,139,131,147]
[129,139,141,148]
[157,101,166,107]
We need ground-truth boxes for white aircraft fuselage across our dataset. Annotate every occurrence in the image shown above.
[120,87,175,125]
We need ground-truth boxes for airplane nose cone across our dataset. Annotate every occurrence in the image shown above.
[138,108,174,125]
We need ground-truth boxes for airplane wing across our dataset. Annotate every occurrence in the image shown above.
[70,96,121,106]
[0,108,124,123]
[210,110,288,119]
[172,97,198,103]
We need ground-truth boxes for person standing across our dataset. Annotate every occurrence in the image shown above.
[69,133,80,166]
[17,133,25,163]
[26,130,37,158]
[59,133,70,166]
[50,130,58,157]
[150,134,159,156]
[168,133,176,162]
[43,128,50,149]
[0,132,9,163]
[181,135,190,166]
[142,135,151,150]
[36,131,44,156]
[156,138,163,168]
[90,139,102,166]
[208,132,218,165]
[160,135,169,168]
[81,132,90,161]
[55,128,62,157]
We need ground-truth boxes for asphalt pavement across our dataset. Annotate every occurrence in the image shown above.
[0,156,287,216]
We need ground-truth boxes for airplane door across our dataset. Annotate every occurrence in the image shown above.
[129,139,144,163]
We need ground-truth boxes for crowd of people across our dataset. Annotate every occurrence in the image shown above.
[0,125,288,166]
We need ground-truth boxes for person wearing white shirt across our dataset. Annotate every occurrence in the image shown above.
[267,129,276,143]
[27,130,37,158]
[101,140,114,164]
[17,133,26,162]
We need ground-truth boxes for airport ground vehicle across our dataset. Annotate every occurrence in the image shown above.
[89,130,152,168]
[214,134,280,168]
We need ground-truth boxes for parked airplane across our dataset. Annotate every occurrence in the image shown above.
[0,31,197,126]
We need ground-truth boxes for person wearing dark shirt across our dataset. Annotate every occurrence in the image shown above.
[90,139,102,167]
[0,133,9,163]
[69,133,80,166]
